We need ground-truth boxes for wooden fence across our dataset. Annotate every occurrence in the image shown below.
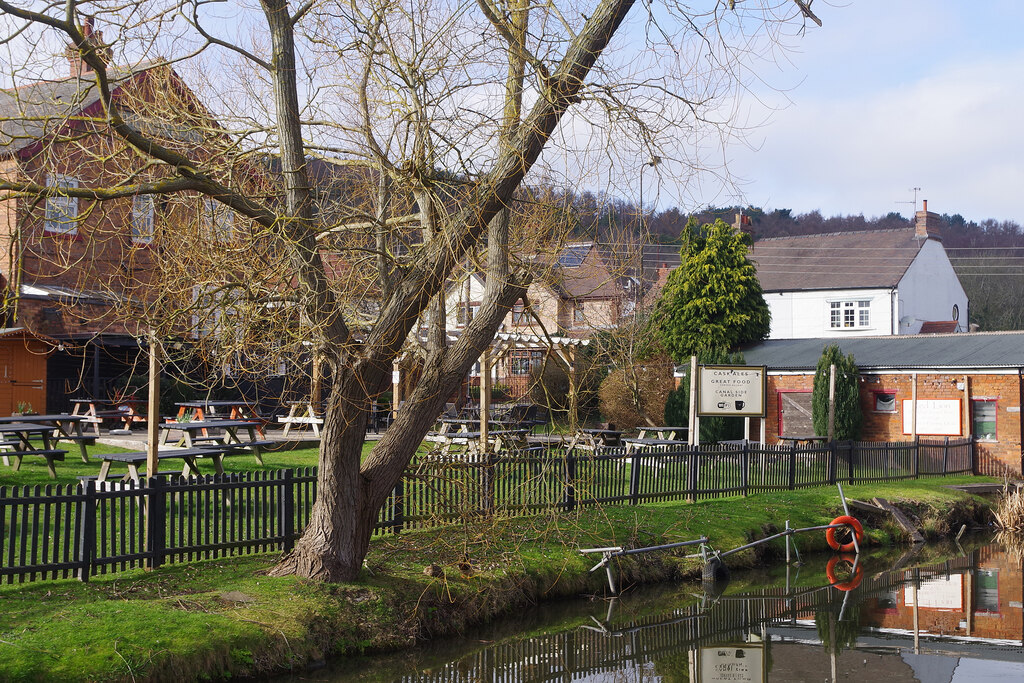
[1,438,972,584]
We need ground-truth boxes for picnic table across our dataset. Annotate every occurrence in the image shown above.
[779,436,827,446]
[0,422,69,478]
[425,428,530,456]
[578,428,624,448]
[174,400,266,437]
[436,417,520,435]
[636,426,688,441]
[70,397,146,435]
[94,446,233,484]
[622,437,689,453]
[0,414,90,462]
[159,419,272,463]
[277,402,323,437]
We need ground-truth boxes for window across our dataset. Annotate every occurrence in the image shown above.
[202,197,234,242]
[509,350,543,376]
[972,400,997,441]
[573,302,585,324]
[974,569,999,613]
[457,304,480,326]
[874,392,897,413]
[44,174,79,234]
[512,302,528,324]
[829,300,871,329]
[131,195,154,244]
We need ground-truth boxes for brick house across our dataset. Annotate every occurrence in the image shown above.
[444,242,633,395]
[740,332,1024,475]
[749,202,969,338]
[0,22,243,408]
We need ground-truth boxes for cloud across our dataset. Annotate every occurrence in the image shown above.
[727,50,1024,223]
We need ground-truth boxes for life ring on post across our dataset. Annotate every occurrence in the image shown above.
[826,554,863,591]
[825,515,864,552]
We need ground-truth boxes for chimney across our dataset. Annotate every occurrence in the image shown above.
[914,199,943,240]
[66,16,113,78]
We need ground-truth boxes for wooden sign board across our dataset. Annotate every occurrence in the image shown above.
[902,399,962,436]
[697,365,766,418]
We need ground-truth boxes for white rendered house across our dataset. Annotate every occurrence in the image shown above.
[749,202,968,339]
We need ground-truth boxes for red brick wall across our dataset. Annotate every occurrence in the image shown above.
[767,371,1023,475]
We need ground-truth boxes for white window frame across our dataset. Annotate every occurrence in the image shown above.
[829,299,872,330]
[44,174,79,235]
[131,195,155,244]
[202,197,234,243]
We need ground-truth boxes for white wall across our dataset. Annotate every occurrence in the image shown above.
[896,239,969,334]
[765,287,894,339]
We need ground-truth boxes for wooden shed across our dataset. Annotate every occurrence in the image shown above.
[0,328,54,415]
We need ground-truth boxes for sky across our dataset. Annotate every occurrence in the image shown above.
[714,0,1024,225]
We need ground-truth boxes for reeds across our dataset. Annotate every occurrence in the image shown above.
[993,482,1024,531]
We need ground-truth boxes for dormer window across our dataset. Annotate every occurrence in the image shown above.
[44,174,79,235]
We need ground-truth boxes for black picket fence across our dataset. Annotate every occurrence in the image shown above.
[0,438,973,584]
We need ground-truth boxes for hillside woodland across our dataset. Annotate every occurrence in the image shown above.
[558,191,1024,332]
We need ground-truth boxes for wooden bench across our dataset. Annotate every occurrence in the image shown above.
[2,449,68,478]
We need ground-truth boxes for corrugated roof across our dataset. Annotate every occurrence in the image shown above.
[739,332,1024,371]
[750,229,926,292]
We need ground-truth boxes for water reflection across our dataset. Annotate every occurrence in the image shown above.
[286,540,1024,682]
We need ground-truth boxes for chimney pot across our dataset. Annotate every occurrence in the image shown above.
[922,199,928,212]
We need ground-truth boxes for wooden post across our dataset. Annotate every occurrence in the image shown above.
[480,349,491,454]
[311,355,322,414]
[392,361,401,422]
[827,363,836,441]
[688,356,698,446]
[911,372,918,438]
[146,331,160,477]
[963,374,971,438]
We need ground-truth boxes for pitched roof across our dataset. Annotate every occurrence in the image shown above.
[540,243,621,300]
[739,332,1024,371]
[750,228,927,292]
[0,64,152,157]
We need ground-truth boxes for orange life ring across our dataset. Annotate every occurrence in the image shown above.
[826,554,863,591]
[825,515,864,552]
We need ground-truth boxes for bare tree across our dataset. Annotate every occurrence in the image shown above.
[0,0,824,580]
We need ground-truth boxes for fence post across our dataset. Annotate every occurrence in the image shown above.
[146,477,166,571]
[741,442,749,497]
[482,450,496,516]
[629,448,642,505]
[564,451,576,511]
[828,440,836,485]
[76,480,96,582]
[914,436,920,478]
[788,442,797,490]
[848,441,855,484]
[280,469,295,551]
[392,476,405,534]
[687,446,698,502]
[942,436,949,475]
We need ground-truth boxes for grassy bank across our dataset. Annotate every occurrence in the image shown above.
[0,476,996,682]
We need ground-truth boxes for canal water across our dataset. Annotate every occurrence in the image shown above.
[276,538,1024,682]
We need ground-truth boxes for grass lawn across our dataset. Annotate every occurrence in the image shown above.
[0,441,380,488]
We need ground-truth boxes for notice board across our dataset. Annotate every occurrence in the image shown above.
[902,399,962,436]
